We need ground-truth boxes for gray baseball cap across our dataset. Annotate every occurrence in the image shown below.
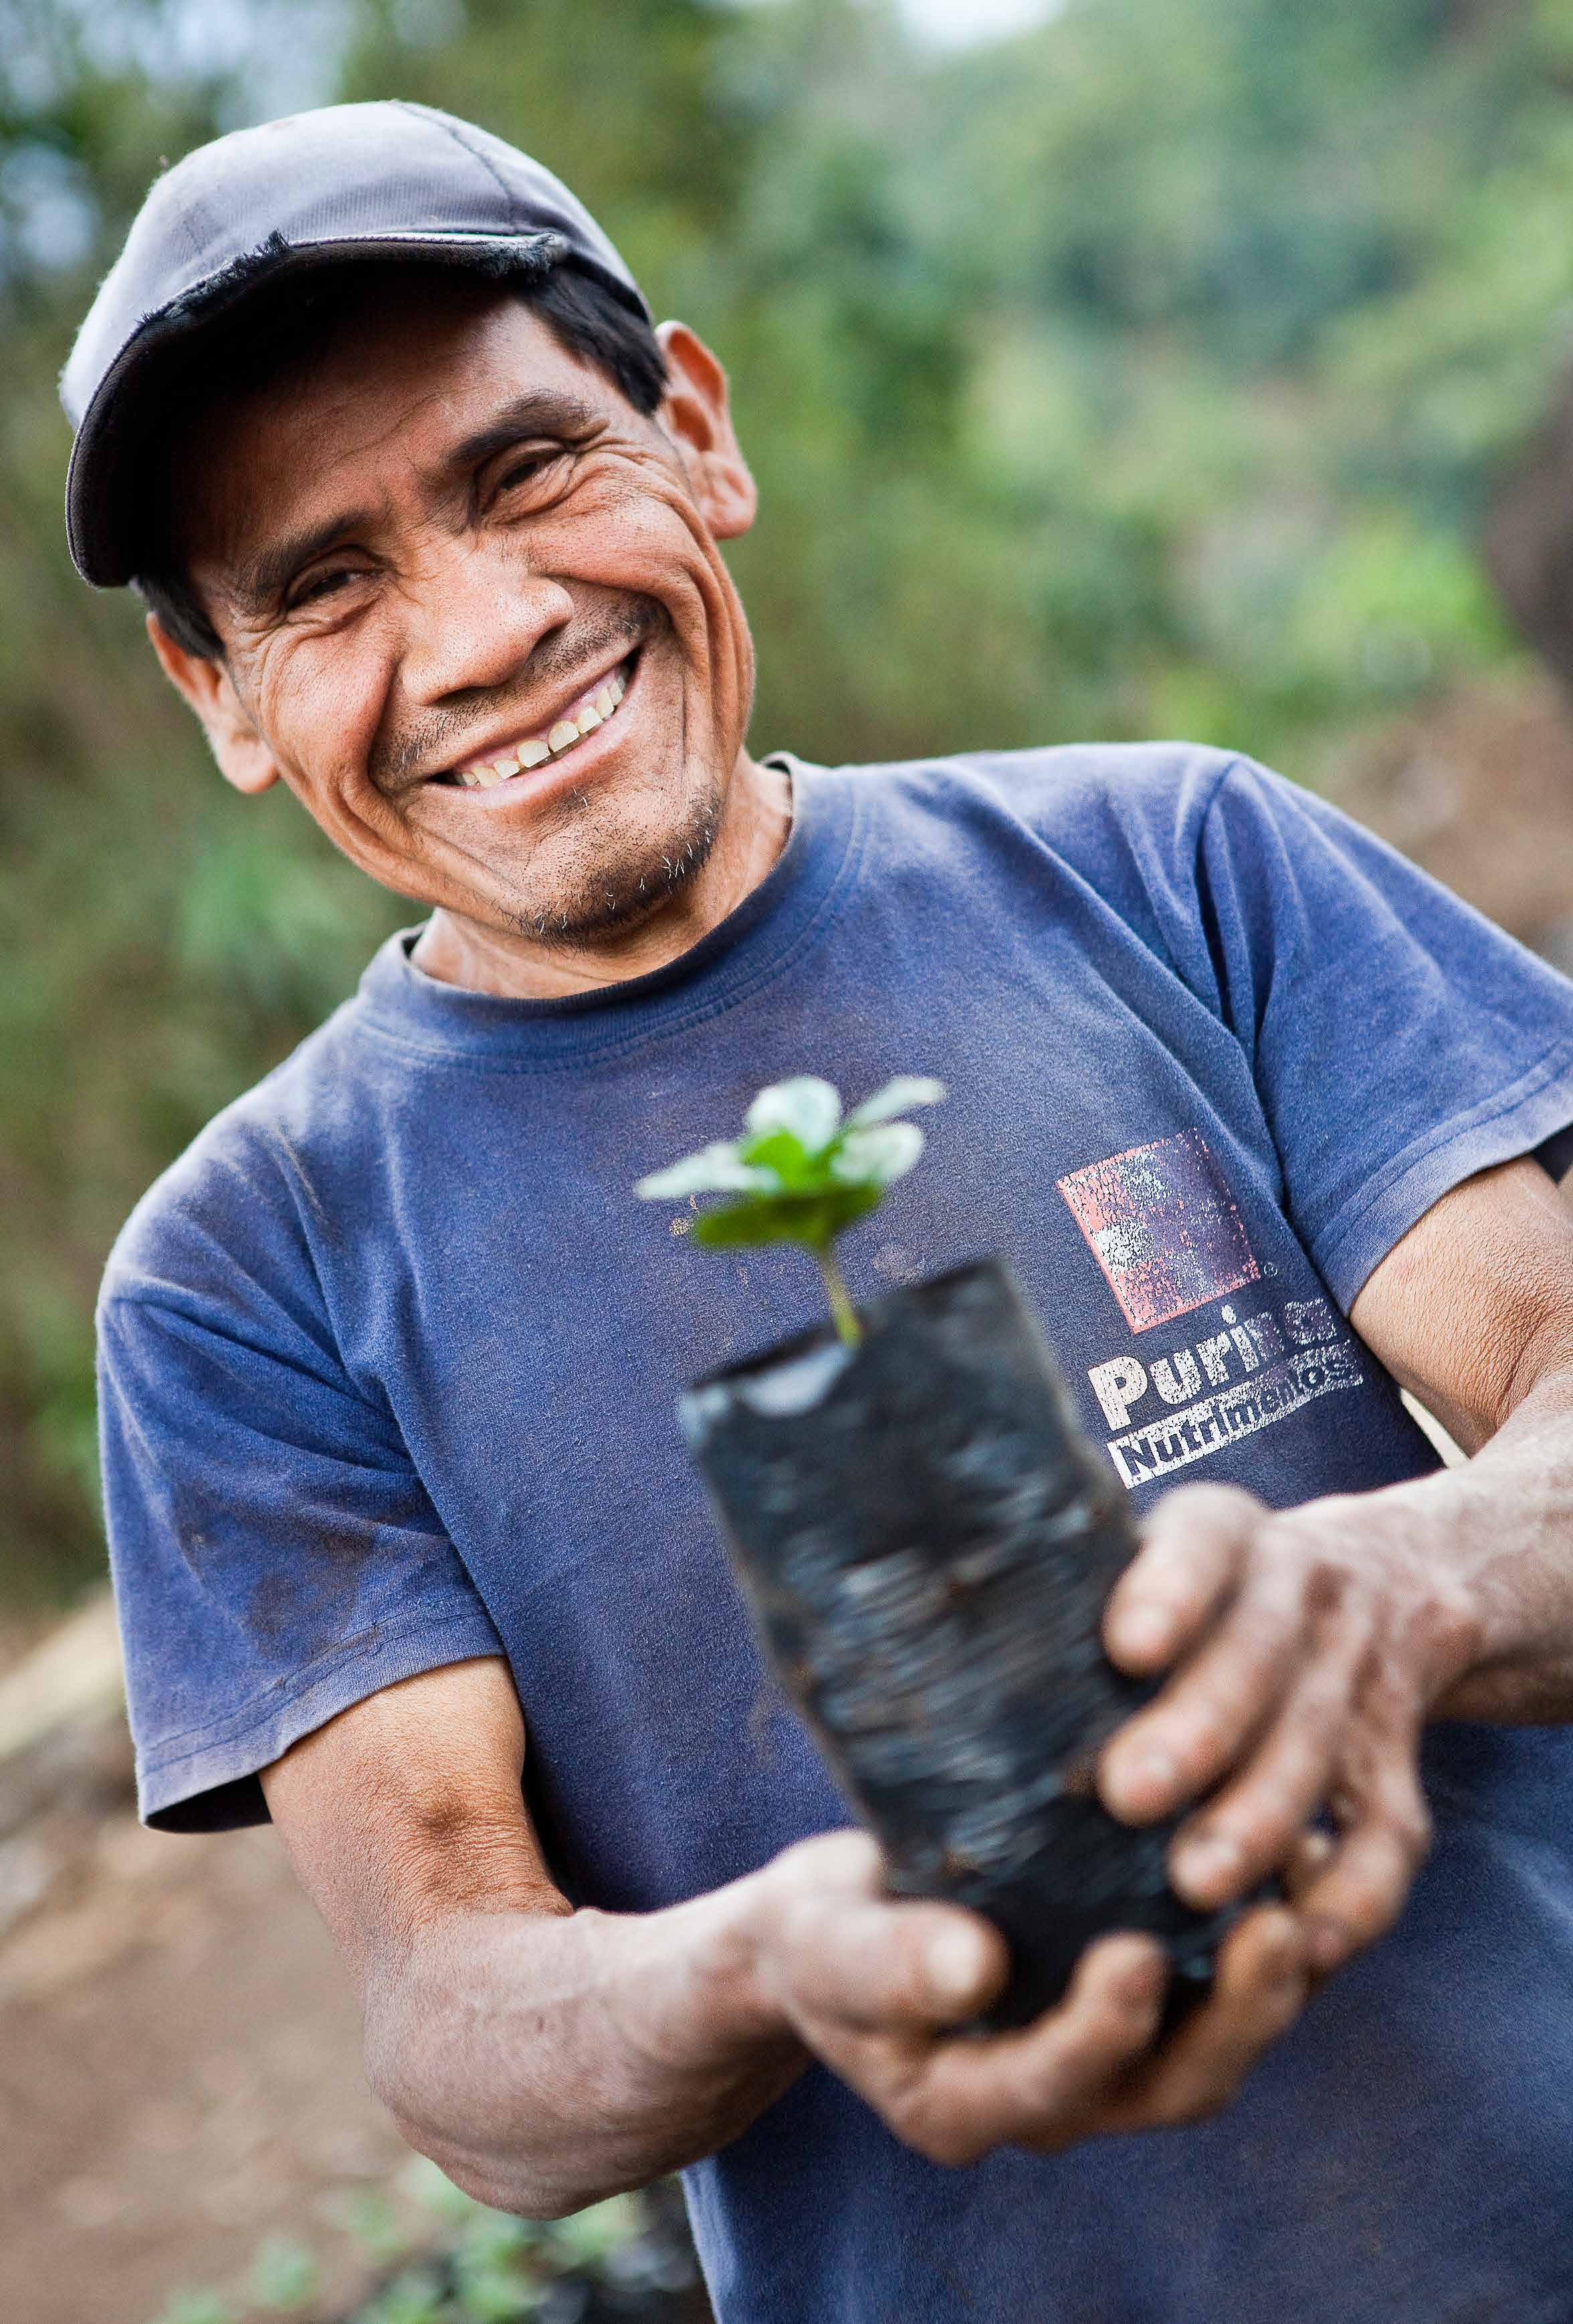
[60,100,651,587]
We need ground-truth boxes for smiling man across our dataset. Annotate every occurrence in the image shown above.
[70,103,1573,2324]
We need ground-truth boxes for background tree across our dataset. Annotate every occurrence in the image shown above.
[5,0,1573,1608]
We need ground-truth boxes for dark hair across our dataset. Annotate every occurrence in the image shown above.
[134,259,667,659]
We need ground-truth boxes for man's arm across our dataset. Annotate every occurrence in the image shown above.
[261,1155,1573,2198]
[261,1655,805,2211]
[262,1655,1311,2206]
[1097,1152,1573,1983]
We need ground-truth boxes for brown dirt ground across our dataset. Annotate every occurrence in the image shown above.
[6,667,1573,2324]
[0,1707,417,2324]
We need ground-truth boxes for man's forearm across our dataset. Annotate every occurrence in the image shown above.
[1411,1360,1573,1724]
[362,1874,807,2216]
[360,1340,1573,2225]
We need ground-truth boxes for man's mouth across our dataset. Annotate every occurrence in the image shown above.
[438,651,637,789]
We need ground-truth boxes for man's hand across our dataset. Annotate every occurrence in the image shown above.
[1097,1156,1573,1981]
[269,1660,1313,2208]
[643,1156,1573,2172]
[1098,1482,1479,1976]
[743,1828,1308,2165]
[268,1165,1573,2207]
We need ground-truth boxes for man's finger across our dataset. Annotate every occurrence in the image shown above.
[881,1935,1168,2167]
[1103,1485,1263,1678]
[776,1885,1011,2031]
[1101,1538,1313,1824]
[1096,1905,1308,2134]
[1290,1753,1433,1972]
[770,1828,887,1898]
[1164,1615,1368,1905]
[1281,1823,1336,1899]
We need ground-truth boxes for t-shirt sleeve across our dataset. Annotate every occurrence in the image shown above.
[1146,756,1573,1310]
[98,1171,506,1832]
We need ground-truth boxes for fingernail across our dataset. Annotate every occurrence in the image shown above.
[927,1927,988,2007]
[1175,1833,1243,1899]
[1304,1915,1352,1972]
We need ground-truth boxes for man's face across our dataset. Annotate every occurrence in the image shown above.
[162,274,758,948]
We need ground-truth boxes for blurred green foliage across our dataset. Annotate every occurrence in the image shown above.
[2,0,1572,1602]
[150,2159,698,2324]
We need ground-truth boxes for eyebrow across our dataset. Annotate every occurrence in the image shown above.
[227,389,603,614]
[445,387,601,478]
[230,508,380,614]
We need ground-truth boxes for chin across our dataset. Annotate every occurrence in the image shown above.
[493,770,724,949]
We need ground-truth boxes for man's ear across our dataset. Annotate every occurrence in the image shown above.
[146,613,280,795]
[653,322,758,541]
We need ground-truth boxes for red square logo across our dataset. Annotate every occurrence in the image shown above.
[1057,1130,1259,1334]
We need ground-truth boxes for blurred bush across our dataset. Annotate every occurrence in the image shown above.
[148,2161,708,2324]
[4,0,1573,1602]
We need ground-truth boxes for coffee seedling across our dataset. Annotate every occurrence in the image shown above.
[649,1072,1247,2025]
[636,1073,945,1345]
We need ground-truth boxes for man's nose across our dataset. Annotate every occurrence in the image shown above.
[399,536,574,703]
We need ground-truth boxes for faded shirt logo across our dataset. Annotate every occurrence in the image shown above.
[1057,1130,1259,1332]
[1059,1132,1362,1487]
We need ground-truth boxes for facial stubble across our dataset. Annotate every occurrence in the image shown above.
[497,770,724,948]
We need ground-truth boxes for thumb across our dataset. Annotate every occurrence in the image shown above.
[776,1888,1009,2032]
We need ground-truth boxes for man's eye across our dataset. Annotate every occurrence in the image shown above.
[291,568,357,608]
[498,448,567,495]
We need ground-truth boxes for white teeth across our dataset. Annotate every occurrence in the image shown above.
[457,662,632,786]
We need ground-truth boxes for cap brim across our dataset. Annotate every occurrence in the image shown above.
[65,228,647,588]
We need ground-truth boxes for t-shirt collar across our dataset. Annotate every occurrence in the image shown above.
[354,753,858,1065]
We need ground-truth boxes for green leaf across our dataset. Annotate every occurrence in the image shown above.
[736,1126,817,1184]
[830,1122,925,1184]
[361,2266,447,2324]
[452,2238,543,2321]
[322,2186,407,2265]
[453,2265,543,2320]
[744,1075,843,1152]
[638,1072,944,1289]
[458,2212,537,2264]
[844,1075,946,1128]
[635,1143,775,1200]
[691,1184,883,1248]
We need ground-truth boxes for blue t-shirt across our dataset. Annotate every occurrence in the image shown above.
[100,745,1573,2324]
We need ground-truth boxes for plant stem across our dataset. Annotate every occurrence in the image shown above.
[816,1245,863,1348]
